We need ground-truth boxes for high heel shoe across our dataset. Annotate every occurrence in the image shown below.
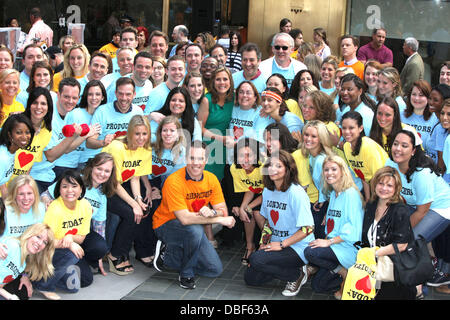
[241,248,255,266]
[108,255,134,276]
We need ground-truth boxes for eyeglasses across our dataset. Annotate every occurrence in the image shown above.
[274,45,289,51]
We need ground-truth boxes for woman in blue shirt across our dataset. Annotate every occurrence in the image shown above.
[244,150,315,297]
[2,175,45,240]
[376,67,407,114]
[259,87,304,135]
[400,80,440,162]
[0,222,55,300]
[151,87,202,144]
[387,130,450,241]
[304,154,364,300]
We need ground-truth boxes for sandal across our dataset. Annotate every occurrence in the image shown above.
[241,248,255,266]
[108,255,134,276]
[136,256,154,268]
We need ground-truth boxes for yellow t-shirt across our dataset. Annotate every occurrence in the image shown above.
[286,99,304,123]
[52,72,86,92]
[10,126,52,180]
[152,167,225,229]
[102,139,152,183]
[99,43,119,59]
[229,163,264,193]
[291,149,318,203]
[44,197,92,240]
[0,100,25,127]
[343,136,388,182]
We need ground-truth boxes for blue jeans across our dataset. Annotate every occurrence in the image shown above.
[407,206,450,242]
[154,219,223,279]
[33,248,80,293]
[244,247,305,286]
[304,246,341,273]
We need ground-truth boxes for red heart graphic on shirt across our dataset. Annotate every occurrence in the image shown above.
[139,104,146,111]
[417,132,422,138]
[354,169,365,181]
[270,210,279,226]
[355,275,372,294]
[327,218,335,234]
[121,169,135,181]
[2,275,14,284]
[249,186,263,194]
[191,199,206,212]
[115,131,127,138]
[65,228,78,236]
[152,165,167,176]
[233,126,244,140]
[18,152,34,167]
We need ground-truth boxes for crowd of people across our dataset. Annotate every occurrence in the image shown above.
[0,10,449,301]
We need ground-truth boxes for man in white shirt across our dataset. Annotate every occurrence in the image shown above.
[259,33,306,88]
[19,7,53,52]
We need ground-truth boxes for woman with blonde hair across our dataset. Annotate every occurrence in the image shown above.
[58,35,75,54]
[301,120,335,239]
[0,69,23,127]
[319,55,339,96]
[0,222,55,300]
[102,114,155,274]
[0,45,14,72]
[52,43,90,92]
[376,67,406,113]
[304,154,364,299]
[2,175,45,240]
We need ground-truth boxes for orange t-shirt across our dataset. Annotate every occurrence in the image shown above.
[152,167,225,229]
[338,60,365,80]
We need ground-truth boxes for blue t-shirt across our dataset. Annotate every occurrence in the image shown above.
[101,72,127,90]
[271,59,297,88]
[19,71,30,92]
[0,145,15,185]
[232,71,267,93]
[260,183,315,263]
[400,112,439,162]
[319,82,335,96]
[0,203,45,240]
[150,147,186,181]
[443,134,450,182]
[144,83,171,114]
[280,111,304,133]
[340,102,374,136]
[16,90,58,109]
[0,238,25,285]
[309,153,327,203]
[326,187,364,269]
[89,101,144,148]
[385,159,450,210]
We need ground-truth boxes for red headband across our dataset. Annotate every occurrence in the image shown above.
[261,90,282,103]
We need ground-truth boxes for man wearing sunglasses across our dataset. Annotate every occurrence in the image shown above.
[259,33,306,88]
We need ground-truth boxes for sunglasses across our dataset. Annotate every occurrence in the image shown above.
[274,45,289,51]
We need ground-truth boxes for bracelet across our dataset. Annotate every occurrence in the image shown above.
[134,195,142,200]
[211,209,218,216]
[245,206,252,214]
[329,238,335,245]
[280,241,284,249]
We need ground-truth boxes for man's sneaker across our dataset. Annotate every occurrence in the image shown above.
[282,265,308,297]
[426,272,450,287]
[153,240,167,272]
[179,276,196,289]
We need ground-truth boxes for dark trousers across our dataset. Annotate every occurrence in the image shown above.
[0,275,28,300]
[244,247,306,286]
[107,180,157,259]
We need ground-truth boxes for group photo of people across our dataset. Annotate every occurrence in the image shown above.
[0,6,449,302]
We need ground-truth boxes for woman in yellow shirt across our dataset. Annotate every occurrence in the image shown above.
[341,111,388,203]
[0,69,24,127]
[52,44,90,92]
[229,137,265,265]
[102,115,155,275]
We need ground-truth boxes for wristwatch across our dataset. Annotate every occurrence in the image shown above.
[280,241,284,249]
[245,206,252,214]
